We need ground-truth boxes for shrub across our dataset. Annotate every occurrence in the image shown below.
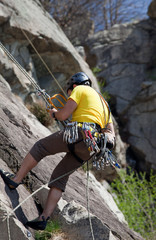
[35,220,60,240]
[92,67,111,102]
[111,169,156,239]
[29,102,52,127]
[92,67,101,75]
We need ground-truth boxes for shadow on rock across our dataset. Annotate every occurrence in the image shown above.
[4,185,28,225]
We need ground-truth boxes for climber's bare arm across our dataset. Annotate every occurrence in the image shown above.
[49,99,77,121]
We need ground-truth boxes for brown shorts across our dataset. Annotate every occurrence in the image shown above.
[29,130,90,191]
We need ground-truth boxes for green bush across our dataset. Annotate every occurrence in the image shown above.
[35,220,60,240]
[29,103,52,127]
[92,67,101,76]
[111,169,156,239]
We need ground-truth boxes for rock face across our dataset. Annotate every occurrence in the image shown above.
[85,17,156,173]
[148,0,156,19]
[0,0,99,104]
[127,82,156,171]
[0,0,148,239]
[0,71,143,239]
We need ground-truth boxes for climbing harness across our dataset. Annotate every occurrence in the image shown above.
[63,122,100,164]
[63,122,100,152]
[63,121,120,169]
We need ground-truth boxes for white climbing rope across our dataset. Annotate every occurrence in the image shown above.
[20,27,68,99]
[86,161,95,240]
[0,41,51,107]
[3,167,78,222]
[6,209,11,240]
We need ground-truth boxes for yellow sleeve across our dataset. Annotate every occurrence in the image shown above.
[108,112,113,124]
[68,87,82,105]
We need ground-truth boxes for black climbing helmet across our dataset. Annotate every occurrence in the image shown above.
[67,72,92,92]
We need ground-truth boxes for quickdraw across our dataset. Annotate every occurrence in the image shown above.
[79,122,100,153]
[92,146,121,170]
[63,122,79,144]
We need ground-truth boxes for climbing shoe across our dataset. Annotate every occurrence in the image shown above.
[0,169,21,190]
[26,216,50,230]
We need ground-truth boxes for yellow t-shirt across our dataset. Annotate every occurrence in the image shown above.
[69,85,112,128]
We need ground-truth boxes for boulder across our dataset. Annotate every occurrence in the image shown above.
[60,201,118,240]
[148,0,156,19]
[86,19,156,114]
[127,81,156,172]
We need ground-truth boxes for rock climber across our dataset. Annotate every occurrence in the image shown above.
[0,72,115,230]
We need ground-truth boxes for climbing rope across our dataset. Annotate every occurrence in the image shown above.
[3,167,79,221]
[6,209,11,240]
[0,41,50,107]
[0,41,67,127]
[86,160,95,240]
[20,27,68,99]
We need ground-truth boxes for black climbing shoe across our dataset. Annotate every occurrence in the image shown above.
[0,169,21,190]
[26,216,50,230]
